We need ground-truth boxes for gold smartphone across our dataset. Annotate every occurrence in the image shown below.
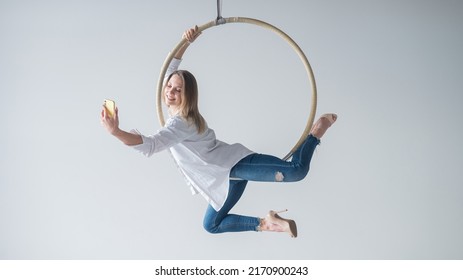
[104,99,116,118]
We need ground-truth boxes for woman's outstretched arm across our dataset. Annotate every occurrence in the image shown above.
[101,26,201,146]
[101,106,142,146]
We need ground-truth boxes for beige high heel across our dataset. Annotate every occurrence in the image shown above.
[310,113,338,139]
[321,113,337,125]
[267,209,298,238]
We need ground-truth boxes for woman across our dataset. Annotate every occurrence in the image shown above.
[101,26,337,238]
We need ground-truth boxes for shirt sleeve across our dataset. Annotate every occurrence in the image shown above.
[131,116,195,157]
[132,58,184,156]
[165,57,182,79]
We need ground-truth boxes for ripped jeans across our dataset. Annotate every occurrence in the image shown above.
[203,134,320,234]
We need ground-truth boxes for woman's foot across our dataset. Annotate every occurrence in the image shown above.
[259,210,297,238]
[310,113,337,139]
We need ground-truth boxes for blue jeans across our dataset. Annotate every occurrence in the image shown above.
[203,135,320,233]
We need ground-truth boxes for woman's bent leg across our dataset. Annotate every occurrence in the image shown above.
[203,179,260,234]
[230,135,320,182]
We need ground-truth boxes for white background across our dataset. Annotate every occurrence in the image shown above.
[1,0,462,259]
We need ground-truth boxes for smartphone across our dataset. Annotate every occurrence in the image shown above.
[104,99,116,118]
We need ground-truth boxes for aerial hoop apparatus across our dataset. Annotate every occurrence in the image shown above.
[156,17,317,160]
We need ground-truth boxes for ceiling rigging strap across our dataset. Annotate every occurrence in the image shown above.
[216,0,226,25]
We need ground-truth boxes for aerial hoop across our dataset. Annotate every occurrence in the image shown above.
[156,17,317,160]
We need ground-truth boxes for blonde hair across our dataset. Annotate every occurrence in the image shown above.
[166,70,206,134]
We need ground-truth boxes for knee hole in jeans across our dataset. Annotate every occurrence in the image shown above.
[275,171,285,182]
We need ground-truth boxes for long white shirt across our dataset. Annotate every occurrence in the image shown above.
[132,58,254,211]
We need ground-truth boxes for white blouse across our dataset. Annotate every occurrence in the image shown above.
[132,58,254,211]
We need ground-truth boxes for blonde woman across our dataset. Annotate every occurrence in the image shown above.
[101,26,337,237]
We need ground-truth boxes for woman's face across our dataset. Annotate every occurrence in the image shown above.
[165,74,183,109]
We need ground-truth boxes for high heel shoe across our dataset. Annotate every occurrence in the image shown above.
[268,209,298,238]
[310,113,338,139]
[321,113,337,125]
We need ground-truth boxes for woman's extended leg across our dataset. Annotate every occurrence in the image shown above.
[229,135,319,182]
[229,113,337,182]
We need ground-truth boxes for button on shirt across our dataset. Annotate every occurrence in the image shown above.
[131,57,254,211]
